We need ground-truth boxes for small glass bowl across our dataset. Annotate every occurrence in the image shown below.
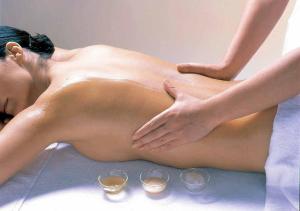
[180,168,210,192]
[98,169,128,194]
[140,168,170,194]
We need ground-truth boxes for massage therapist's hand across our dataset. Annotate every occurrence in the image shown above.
[177,63,234,81]
[132,80,220,151]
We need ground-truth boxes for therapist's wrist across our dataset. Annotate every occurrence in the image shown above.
[202,97,230,126]
[220,59,243,80]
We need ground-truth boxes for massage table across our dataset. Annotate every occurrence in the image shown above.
[0,142,266,211]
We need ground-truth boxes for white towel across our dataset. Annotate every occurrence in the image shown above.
[265,0,300,209]
[0,142,267,211]
[264,94,300,211]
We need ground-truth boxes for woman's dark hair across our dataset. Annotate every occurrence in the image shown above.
[0,26,55,59]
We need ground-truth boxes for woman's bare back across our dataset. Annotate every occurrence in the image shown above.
[39,45,276,172]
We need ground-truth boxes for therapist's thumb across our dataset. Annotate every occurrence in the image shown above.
[163,80,179,99]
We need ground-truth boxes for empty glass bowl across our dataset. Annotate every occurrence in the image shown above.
[140,168,170,194]
[98,169,128,194]
[180,168,210,192]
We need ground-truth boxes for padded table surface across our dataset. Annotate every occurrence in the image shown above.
[0,143,266,211]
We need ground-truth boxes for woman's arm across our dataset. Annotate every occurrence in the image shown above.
[0,105,56,185]
[178,0,289,80]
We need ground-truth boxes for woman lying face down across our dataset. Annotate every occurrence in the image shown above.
[0,26,277,185]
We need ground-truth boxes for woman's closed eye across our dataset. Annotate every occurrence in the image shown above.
[0,98,14,124]
[0,112,14,125]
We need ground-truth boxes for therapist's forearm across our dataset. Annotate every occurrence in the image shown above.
[209,48,300,124]
[222,0,289,79]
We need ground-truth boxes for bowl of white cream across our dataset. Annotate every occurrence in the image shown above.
[180,168,210,192]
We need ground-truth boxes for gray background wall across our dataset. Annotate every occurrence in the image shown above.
[0,0,295,79]
[0,0,2,24]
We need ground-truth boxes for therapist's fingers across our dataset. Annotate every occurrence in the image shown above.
[132,123,171,148]
[177,63,223,79]
[177,63,211,74]
[132,109,170,140]
[140,132,177,150]
[177,63,232,81]
[156,139,186,151]
[133,81,181,141]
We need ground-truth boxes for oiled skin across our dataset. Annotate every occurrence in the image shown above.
[32,45,276,173]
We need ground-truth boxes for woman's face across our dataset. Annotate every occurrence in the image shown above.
[0,57,33,128]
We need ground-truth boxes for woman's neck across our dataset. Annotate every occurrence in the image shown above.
[20,51,52,106]
[25,47,80,105]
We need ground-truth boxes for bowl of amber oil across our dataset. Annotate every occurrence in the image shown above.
[140,168,170,198]
[180,168,210,193]
[98,169,128,201]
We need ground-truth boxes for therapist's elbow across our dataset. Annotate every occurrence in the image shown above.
[253,0,289,11]
[258,0,289,5]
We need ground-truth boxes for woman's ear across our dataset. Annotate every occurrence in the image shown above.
[5,42,24,64]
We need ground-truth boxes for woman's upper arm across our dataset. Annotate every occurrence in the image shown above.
[0,105,57,185]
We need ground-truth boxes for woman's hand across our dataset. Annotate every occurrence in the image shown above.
[132,80,220,151]
[177,63,234,81]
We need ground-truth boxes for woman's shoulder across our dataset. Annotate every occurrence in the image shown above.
[35,77,131,117]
